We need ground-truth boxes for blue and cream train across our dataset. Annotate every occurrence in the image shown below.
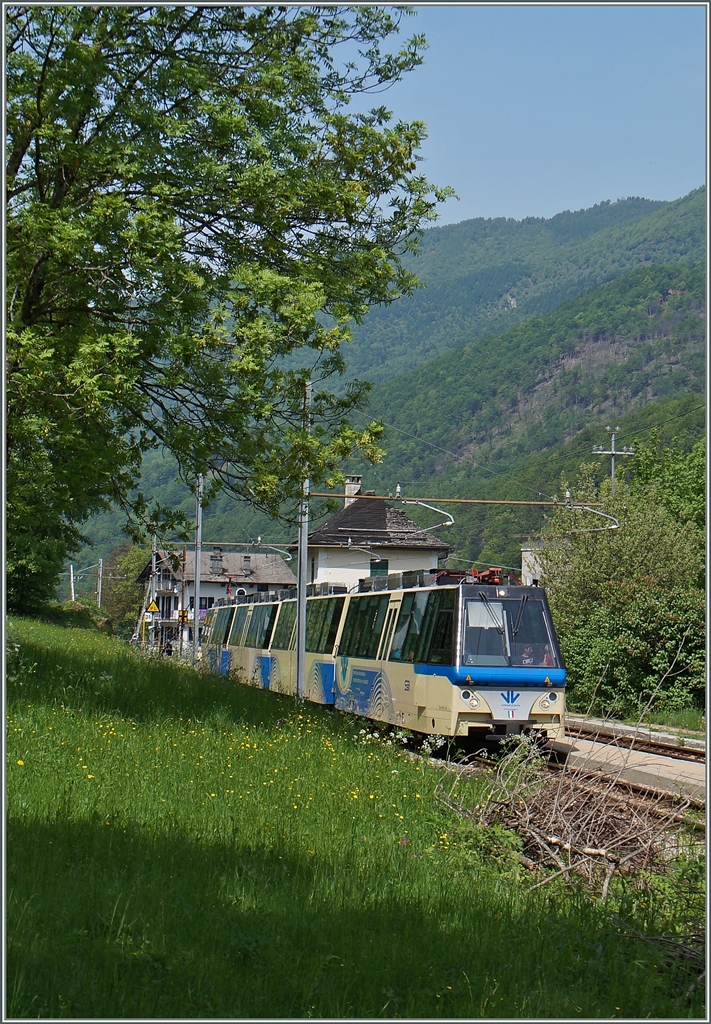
[201,570,566,745]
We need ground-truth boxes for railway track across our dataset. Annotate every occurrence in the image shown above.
[445,736,705,816]
[564,718,705,764]
[561,724,708,765]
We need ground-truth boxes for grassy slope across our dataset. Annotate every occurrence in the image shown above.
[6,620,704,1018]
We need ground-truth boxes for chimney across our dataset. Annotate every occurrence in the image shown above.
[344,475,362,508]
[242,554,251,573]
[209,547,224,574]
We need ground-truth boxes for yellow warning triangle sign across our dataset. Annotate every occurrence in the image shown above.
[147,600,159,613]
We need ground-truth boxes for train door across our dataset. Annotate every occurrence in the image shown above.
[376,595,405,726]
[334,593,390,719]
[269,600,297,696]
[305,596,345,704]
[226,604,250,679]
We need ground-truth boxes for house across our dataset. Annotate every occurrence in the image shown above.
[136,547,296,646]
[291,476,450,590]
[520,541,544,587]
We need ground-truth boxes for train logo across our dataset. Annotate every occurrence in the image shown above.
[501,690,520,719]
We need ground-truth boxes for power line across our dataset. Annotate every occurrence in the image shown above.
[358,396,704,502]
[308,491,599,507]
[354,411,556,501]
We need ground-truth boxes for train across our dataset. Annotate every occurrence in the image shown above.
[201,568,566,748]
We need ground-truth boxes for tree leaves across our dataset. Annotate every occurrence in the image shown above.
[6,5,449,607]
[537,462,705,717]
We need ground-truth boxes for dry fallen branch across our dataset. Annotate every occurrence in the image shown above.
[437,738,703,896]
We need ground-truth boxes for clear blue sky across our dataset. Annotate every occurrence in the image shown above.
[374,4,707,224]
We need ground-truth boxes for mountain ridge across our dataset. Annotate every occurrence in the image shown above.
[61,191,706,596]
[343,186,705,382]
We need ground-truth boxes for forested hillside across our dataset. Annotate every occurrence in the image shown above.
[65,254,705,599]
[342,187,704,382]
[62,192,708,598]
[361,262,705,487]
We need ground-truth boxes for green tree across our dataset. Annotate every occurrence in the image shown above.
[631,432,705,533]
[6,5,451,611]
[537,468,704,718]
[100,544,151,640]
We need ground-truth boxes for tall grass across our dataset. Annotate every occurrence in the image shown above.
[6,619,704,1018]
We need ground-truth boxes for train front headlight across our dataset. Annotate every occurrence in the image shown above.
[460,689,480,710]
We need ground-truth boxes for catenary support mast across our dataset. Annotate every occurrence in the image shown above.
[295,381,312,702]
[193,474,203,661]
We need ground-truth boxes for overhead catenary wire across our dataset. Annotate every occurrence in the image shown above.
[308,491,600,507]
[355,396,703,504]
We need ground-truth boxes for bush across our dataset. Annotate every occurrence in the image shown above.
[538,466,704,718]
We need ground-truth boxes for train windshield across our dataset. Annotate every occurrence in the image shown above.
[461,595,559,668]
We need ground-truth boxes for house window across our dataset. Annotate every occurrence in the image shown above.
[370,559,388,577]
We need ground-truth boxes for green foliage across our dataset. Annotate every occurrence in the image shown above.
[56,213,705,581]
[362,262,705,492]
[345,187,705,383]
[31,600,111,633]
[631,432,705,532]
[538,467,705,718]
[614,853,705,946]
[6,618,704,1018]
[6,5,451,608]
[100,544,150,639]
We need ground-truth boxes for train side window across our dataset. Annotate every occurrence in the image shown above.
[221,607,236,646]
[364,595,389,659]
[228,605,248,646]
[338,596,365,657]
[271,601,297,650]
[262,604,278,649]
[210,607,235,646]
[244,604,276,648]
[339,595,389,659]
[323,597,345,653]
[202,610,216,643]
[305,597,344,654]
[419,589,455,665]
[389,590,430,661]
[377,604,399,661]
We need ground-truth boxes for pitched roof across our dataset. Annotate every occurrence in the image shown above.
[299,498,450,552]
[137,550,296,586]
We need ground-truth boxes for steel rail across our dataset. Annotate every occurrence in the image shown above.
[564,726,706,764]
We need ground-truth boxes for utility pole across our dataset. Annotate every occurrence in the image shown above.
[69,564,75,602]
[150,533,158,648]
[193,473,203,662]
[593,426,634,494]
[96,558,103,608]
[295,380,312,703]
[180,545,187,657]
